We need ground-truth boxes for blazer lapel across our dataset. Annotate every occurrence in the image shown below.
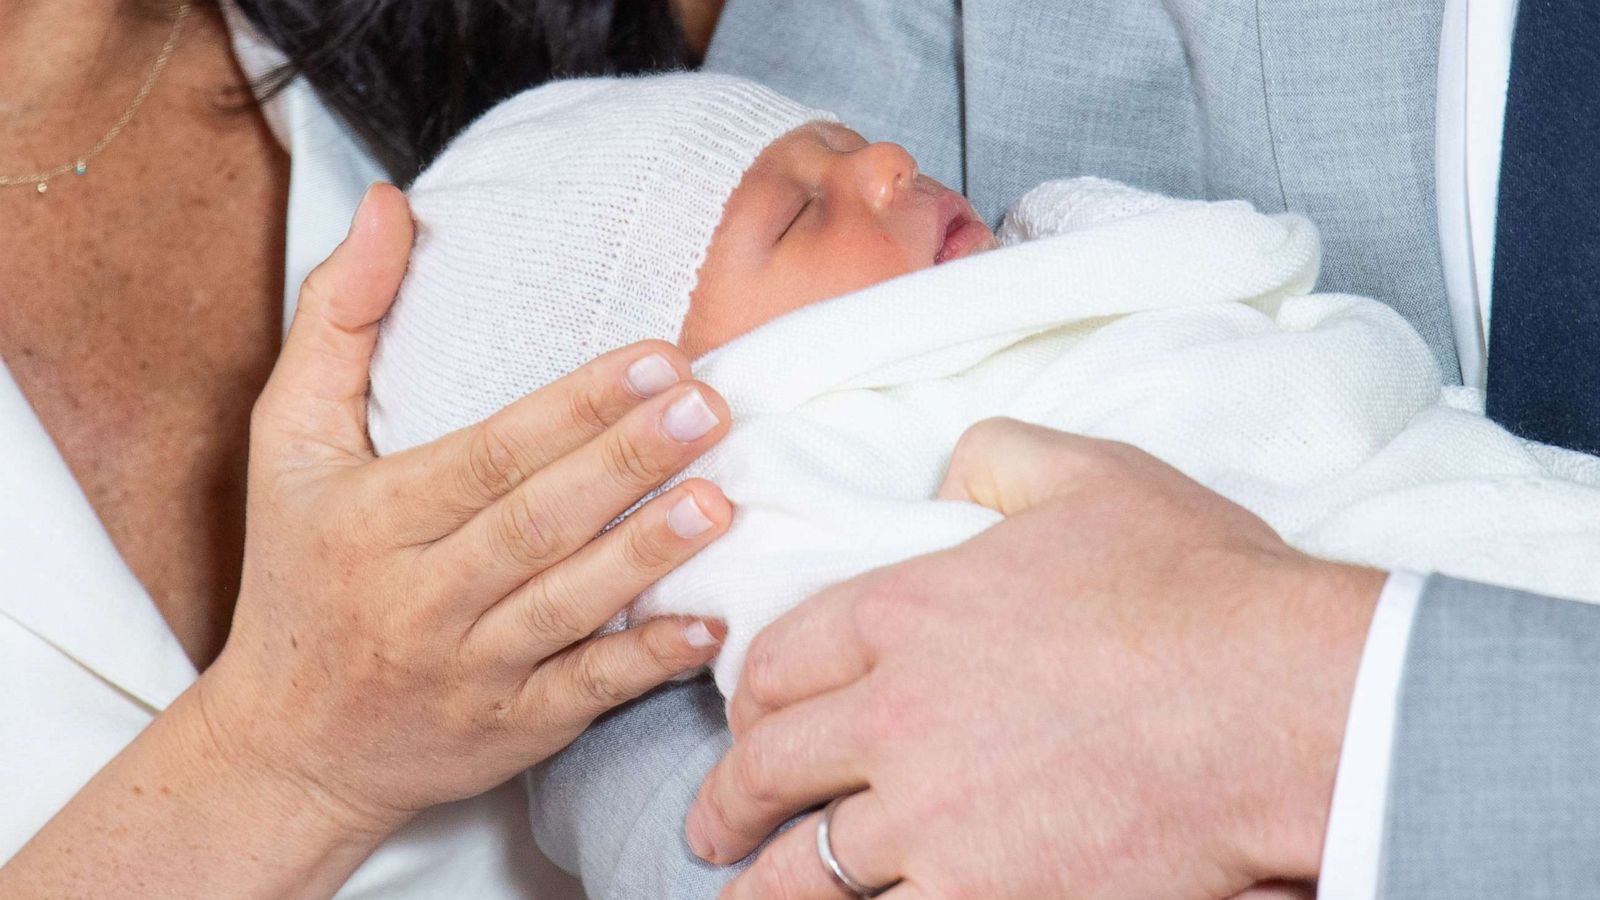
[222,0,384,331]
[0,363,197,712]
[1254,0,1461,380]
[959,0,1461,381]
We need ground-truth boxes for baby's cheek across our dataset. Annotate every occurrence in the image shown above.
[681,269,815,356]
[682,230,930,356]
[818,233,925,296]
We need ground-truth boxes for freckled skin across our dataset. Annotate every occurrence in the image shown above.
[0,6,289,669]
[679,122,995,356]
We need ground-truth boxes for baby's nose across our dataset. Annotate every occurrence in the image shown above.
[852,142,920,210]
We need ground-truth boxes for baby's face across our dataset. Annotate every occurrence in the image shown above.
[680,122,997,356]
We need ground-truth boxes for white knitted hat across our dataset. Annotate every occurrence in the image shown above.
[368,73,838,454]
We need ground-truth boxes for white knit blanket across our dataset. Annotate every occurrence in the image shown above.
[633,178,1600,695]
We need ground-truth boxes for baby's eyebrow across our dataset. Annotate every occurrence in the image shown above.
[815,121,869,152]
[795,120,842,152]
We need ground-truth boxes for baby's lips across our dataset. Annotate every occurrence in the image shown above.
[929,187,993,265]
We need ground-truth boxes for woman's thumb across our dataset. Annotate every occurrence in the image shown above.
[255,183,414,461]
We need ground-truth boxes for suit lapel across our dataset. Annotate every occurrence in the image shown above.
[959,0,1462,380]
[1254,0,1460,380]
[0,363,197,712]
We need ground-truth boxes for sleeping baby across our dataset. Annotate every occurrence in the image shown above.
[369,73,1600,696]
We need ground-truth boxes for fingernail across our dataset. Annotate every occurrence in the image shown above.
[685,807,715,860]
[683,620,722,649]
[662,389,720,443]
[626,353,680,398]
[667,494,714,539]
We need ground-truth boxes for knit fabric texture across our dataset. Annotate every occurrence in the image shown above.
[630,178,1600,695]
[368,73,837,454]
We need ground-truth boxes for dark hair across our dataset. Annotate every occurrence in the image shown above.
[233,0,691,183]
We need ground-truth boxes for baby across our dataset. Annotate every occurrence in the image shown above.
[678,115,996,356]
[369,73,993,453]
[371,73,1600,696]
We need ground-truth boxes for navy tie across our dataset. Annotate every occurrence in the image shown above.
[1485,0,1600,454]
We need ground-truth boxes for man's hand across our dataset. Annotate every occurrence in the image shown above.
[686,419,1385,898]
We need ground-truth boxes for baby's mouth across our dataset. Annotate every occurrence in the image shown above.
[933,192,996,265]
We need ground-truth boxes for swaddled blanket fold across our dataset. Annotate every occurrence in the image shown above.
[636,178,1600,695]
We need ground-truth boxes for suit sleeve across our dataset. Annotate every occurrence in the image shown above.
[1381,575,1600,898]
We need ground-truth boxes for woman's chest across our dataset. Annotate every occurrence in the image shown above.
[0,105,289,667]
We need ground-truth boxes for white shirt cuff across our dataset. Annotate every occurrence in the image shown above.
[1316,569,1426,900]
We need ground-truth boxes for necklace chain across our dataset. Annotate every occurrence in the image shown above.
[1,2,192,194]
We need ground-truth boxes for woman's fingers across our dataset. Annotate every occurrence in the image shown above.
[431,381,730,601]
[688,684,871,865]
[524,614,728,729]
[719,792,902,900]
[255,184,412,463]
[469,480,732,666]
[375,341,693,539]
[398,342,688,525]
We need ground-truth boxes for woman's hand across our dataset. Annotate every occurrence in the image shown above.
[687,418,1381,899]
[205,183,734,830]
[0,184,732,899]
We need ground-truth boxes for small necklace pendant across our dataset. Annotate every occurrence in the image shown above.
[74,160,88,177]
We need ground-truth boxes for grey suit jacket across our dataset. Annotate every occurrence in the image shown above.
[528,2,1600,896]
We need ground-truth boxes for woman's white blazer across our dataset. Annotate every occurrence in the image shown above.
[0,9,580,897]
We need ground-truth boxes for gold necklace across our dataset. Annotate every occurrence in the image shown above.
[1,2,192,196]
